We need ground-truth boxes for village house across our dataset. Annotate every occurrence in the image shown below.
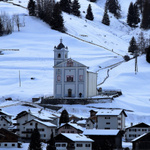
[22,119,56,142]
[125,122,150,142]
[53,39,97,99]
[83,129,123,150]
[0,128,21,148]
[132,132,150,150]
[13,110,58,142]
[0,109,12,130]
[55,133,93,150]
[57,122,84,134]
[88,109,127,130]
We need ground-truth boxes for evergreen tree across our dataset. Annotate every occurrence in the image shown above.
[59,109,69,125]
[72,0,81,17]
[127,2,140,27]
[43,0,55,25]
[28,123,42,150]
[136,0,145,13]
[127,2,134,27]
[106,0,121,19]
[140,0,150,29]
[146,46,150,63]
[50,2,65,32]
[133,3,140,27]
[60,0,71,14]
[46,131,56,150]
[102,4,110,26]
[128,36,138,54]
[27,0,36,16]
[0,17,4,36]
[85,4,94,21]
[138,32,146,54]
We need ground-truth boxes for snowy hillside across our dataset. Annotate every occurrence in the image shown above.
[0,0,150,129]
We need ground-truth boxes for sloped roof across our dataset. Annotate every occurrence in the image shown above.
[14,110,56,121]
[132,133,148,142]
[126,122,150,130]
[22,119,56,127]
[57,43,65,49]
[61,133,93,142]
[54,58,87,68]
[84,129,120,136]
[59,123,84,131]
[96,109,127,117]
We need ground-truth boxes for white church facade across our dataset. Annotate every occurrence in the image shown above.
[53,39,97,99]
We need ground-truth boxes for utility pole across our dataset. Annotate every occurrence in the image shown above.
[19,70,21,87]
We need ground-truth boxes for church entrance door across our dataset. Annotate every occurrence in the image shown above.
[68,89,72,97]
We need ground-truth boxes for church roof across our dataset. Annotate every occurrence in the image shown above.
[54,58,87,68]
[56,39,65,50]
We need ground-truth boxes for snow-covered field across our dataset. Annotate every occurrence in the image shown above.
[0,0,150,146]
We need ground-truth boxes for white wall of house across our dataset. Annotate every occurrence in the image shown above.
[125,127,150,141]
[55,142,92,150]
[0,142,18,148]
[87,72,97,97]
[16,113,35,137]
[23,120,56,141]
[97,115,118,129]
[0,118,9,129]
[97,112,126,130]
[86,120,94,129]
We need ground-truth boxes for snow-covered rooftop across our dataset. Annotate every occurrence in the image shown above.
[61,133,93,142]
[96,109,123,116]
[83,129,120,136]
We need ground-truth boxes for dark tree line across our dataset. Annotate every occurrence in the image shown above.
[127,2,140,27]
[106,0,121,19]
[28,0,65,32]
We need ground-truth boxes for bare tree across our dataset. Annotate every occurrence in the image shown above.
[12,14,20,31]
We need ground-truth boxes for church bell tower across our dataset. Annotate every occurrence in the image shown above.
[54,39,68,66]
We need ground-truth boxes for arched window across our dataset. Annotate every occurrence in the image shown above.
[58,53,61,58]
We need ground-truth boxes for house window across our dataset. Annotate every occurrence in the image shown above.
[4,144,7,147]
[77,144,82,147]
[118,123,121,125]
[3,124,6,126]
[30,123,33,126]
[85,144,91,147]
[62,144,66,147]
[105,128,110,129]
[71,131,74,133]
[12,144,15,147]
[106,122,110,124]
[56,144,61,147]
[66,76,73,82]
[105,117,110,119]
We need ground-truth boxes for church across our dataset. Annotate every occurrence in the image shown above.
[53,39,97,99]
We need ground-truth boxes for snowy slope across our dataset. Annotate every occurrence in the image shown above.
[0,0,150,129]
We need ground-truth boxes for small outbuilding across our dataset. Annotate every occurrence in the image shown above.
[83,129,123,150]
[55,133,93,150]
[132,132,150,150]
